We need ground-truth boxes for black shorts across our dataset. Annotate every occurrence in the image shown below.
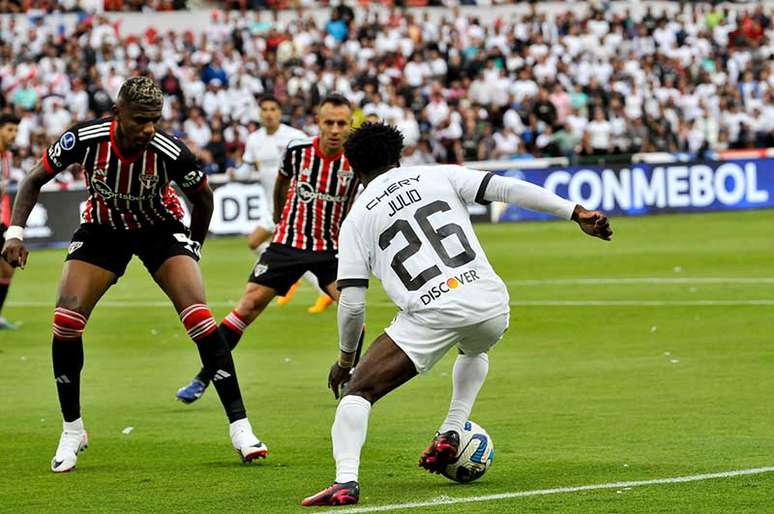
[65,222,200,277]
[249,243,337,296]
[0,223,6,250]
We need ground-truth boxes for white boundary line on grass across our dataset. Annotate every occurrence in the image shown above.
[504,277,774,286]
[7,299,774,308]
[321,466,774,514]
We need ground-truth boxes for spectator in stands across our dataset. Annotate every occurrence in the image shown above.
[0,0,771,186]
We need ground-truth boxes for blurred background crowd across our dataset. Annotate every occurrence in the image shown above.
[0,1,771,189]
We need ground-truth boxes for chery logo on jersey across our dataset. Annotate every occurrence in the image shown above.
[420,269,480,305]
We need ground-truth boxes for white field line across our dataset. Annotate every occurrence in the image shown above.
[7,299,774,308]
[7,278,774,309]
[321,466,774,514]
[503,277,774,286]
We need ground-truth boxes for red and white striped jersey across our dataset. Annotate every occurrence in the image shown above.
[42,117,207,230]
[273,136,358,252]
[1,150,11,226]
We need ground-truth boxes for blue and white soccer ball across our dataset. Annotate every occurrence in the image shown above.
[441,420,494,483]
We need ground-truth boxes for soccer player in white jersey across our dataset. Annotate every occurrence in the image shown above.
[302,123,613,506]
[240,95,332,313]
[240,95,306,250]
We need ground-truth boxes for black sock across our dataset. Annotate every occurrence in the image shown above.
[220,323,243,351]
[0,281,8,315]
[195,324,243,384]
[52,336,84,422]
[195,330,246,423]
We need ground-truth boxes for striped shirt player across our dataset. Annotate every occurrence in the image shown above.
[44,117,206,231]
[175,94,358,406]
[250,134,359,295]
[1,78,266,473]
[39,117,208,277]
[0,112,21,330]
[272,136,358,253]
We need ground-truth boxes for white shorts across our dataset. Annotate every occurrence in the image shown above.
[385,312,510,373]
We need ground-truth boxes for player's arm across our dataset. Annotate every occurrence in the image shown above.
[2,128,84,268]
[182,182,214,248]
[328,285,367,400]
[328,219,371,399]
[482,174,612,240]
[172,144,213,249]
[0,160,56,268]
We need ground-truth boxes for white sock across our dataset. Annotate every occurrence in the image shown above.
[229,418,251,435]
[439,353,489,434]
[332,395,371,484]
[63,417,84,433]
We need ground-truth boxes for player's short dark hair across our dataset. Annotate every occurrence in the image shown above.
[319,93,351,111]
[258,94,281,108]
[0,113,20,127]
[344,122,404,178]
[117,76,163,110]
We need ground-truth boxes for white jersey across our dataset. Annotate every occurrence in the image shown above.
[242,123,307,230]
[242,124,307,176]
[338,165,510,328]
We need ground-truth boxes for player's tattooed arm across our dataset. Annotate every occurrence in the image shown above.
[184,183,215,246]
[1,160,55,268]
[273,172,291,224]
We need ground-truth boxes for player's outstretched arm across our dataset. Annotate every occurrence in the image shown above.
[482,174,612,241]
[1,160,54,268]
[184,183,215,248]
[329,285,367,399]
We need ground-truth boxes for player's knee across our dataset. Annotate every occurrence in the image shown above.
[344,384,383,405]
[52,307,88,340]
[179,303,218,342]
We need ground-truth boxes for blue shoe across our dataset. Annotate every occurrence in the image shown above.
[176,378,208,404]
[0,317,17,330]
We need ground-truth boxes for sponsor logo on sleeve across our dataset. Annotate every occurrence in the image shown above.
[181,170,204,189]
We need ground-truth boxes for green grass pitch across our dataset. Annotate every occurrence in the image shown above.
[1,209,773,513]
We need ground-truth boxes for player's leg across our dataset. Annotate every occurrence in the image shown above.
[0,256,15,329]
[302,333,417,507]
[152,254,267,461]
[177,281,278,403]
[177,242,303,403]
[276,280,300,306]
[308,274,335,313]
[50,260,117,472]
[420,314,509,474]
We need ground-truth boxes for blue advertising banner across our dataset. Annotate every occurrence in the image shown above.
[495,158,774,222]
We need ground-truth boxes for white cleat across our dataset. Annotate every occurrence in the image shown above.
[51,419,88,473]
[229,418,268,463]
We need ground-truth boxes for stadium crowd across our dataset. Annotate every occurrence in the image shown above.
[0,2,772,188]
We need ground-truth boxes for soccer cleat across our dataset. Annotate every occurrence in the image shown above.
[307,294,333,314]
[176,378,208,404]
[229,418,268,463]
[0,317,17,330]
[419,430,460,474]
[51,423,88,473]
[276,281,301,306]
[301,481,359,507]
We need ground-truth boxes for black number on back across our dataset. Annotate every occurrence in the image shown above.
[378,200,476,290]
